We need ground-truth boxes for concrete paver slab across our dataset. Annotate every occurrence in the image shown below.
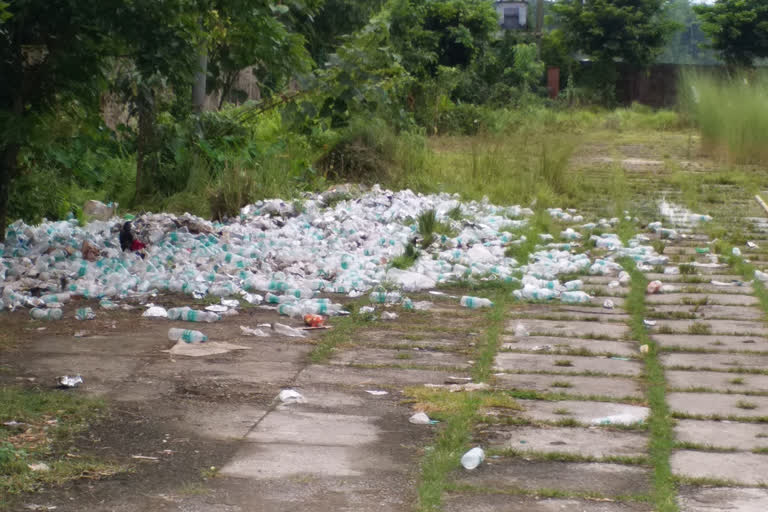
[668,392,768,418]
[655,334,768,352]
[331,347,471,369]
[672,451,768,485]
[662,352,768,372]
[495,353,642,376]
[506,319,629,340]
[678,487,768,512]
[646,294,757,306]
[494,373,643,399]
[667,370,768,394]
[501,335,637,357]
[443,494,652,512]
[675,419,768,450]
[486,426,647,458]
[652,319,768,336]
[518,399,648,425]
[454,460,651,496]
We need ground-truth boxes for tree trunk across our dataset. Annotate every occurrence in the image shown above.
[192,51,208,113]
[0,144,20,242]
[135,91,155,199]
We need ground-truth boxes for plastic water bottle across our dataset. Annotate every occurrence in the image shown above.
[168,328,207,344]
[41,292,71,304]
[30,308,63,321]
[460,296,493,309]
[277,304,302,318]
[561,291,591,304]
[75,307,95,320]
[167,307,220,323]
[460,447,485,470]
[265,292,297,305]
[564,280,583,291]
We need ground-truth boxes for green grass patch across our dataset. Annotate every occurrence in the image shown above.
[308,300,369,363]
[621,260,679,512]
[0,386,122,505]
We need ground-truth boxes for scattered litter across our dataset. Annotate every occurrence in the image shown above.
[73,330,87,338]
[143,306,168,318]
[27,463,50,472]
[241,293,263,305]
[409,412,433,425]
[381,312,399,320]
[530,345,553,352]
[204,304,229,313]
[514,323,529,337]
[461,447,485,470]
[460,296,493,309]
[663,266,679,275]
[411,301,434,311]
[74,307,95,320]
[303,314,325,327]
[610,356,631,361]
[561,291,591,304]
[643,319,657,327]
[646,280,663,294]
[24,504,57,511]
[131,455,159,461]
[603,299,615,310]
[747,241,759,249]
[640,344,649,354]
[359,306,376,315]
[591,413,647,426]
[618,271,630,284]
[30,308,62,321]
[166,341,249,357]
[278,389,306,404]
[221,299,240,308]
[168,328,207,343]
[273,323,307,338]
[732,247,742,257]
[365,390,388,395]
[608,280,620,288]
[57,375,83,388]
[99,298,118,310]
[712,280,742,286]
[239,325,268,337]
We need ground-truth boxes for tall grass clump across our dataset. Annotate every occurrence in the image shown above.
[681,70,768,164]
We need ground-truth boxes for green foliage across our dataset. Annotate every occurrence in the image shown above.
[694,0,768,67]
[681,70,768,164]
[658,0,718,65]
[391,242,420,269]
[553,0,678,102]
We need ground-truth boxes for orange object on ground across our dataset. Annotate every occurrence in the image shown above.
[304,314,325,327]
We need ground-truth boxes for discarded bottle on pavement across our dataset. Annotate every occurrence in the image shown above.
[460,296,493,309]
[75,307,95,320]
[369,291,402,304]
[277,304,302,318]
[30,308,63,321]
[560,291,591,304]
[167,307,220,323]
[41,292,71,304]
[564,280,583,291]
[460,447,485,470]
[168,327,208,344]
[273,323,307,338]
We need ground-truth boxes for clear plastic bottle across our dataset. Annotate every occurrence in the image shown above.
[30,308,63,320]
[41,292,71,304]
[265,292,297,305]
[460,447,485,470]
[561,291,591,304]
[277,304,302,318]
[168,327,208,343]
[167,307,220,323]
[460,296,493,309]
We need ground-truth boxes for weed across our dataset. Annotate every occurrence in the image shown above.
[729,377,745,385]
[553,408,571,415]
[688,322,712,335]
[678,264,695,275]
[736,400,758,410]
[551,381,573,388]
[391,243,420,270]
[395,352,413,360]
[553,360,574,367]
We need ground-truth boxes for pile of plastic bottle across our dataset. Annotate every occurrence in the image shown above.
[0,186,670,313]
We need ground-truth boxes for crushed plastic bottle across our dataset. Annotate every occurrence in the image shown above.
[75,307,95,320]
[272,323,307,338]
[30,308,63,321]
[167,307,220,323]
[460,296,493,309]
[560,291,591,304]
[168,327,208,344]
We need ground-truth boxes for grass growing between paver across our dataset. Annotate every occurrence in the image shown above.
[413,292,509,511]
[623,262,679,512]
[0,386,124,508]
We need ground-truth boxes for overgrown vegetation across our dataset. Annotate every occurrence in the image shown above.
[0,387,121,505]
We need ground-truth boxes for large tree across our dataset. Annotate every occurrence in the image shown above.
[694,0,768,68]
[553,0,677,97]
[0,0,119,241]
